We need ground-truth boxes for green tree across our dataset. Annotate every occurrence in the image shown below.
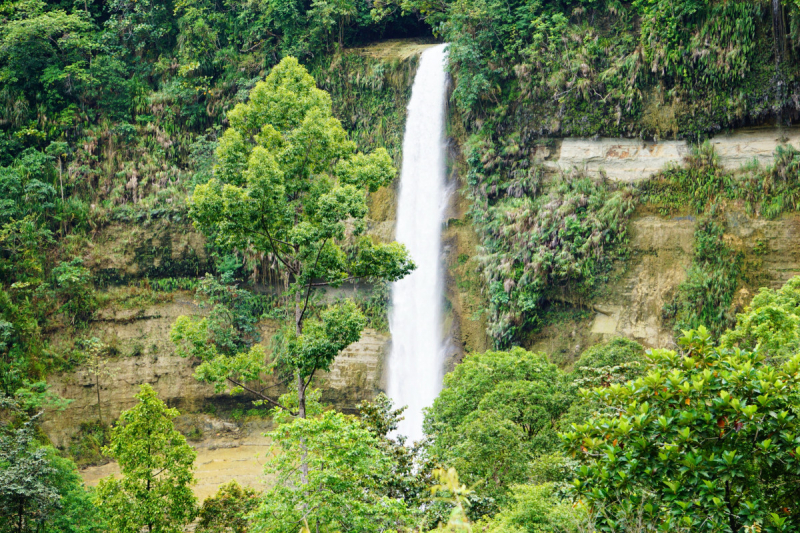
[721,275,800,362]
[95,384,197,533]
[424,347,571,505]
[0,399,101,533]
[196,481,259,533]
[0,412,59,533]
[560,338,646,431]
[563,327,800,532]
[52,258,96,326]
[476,483,584,533]
[253,407,411,532]
[570,338,645,390]
[177,56,413,421]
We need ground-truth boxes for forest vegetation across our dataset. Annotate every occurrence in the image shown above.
[4,0,800,531]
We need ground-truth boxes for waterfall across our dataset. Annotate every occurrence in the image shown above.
[387,43,449,444]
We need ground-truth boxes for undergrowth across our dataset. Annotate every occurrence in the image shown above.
[466,132,637,347]
[641,141,800,218]
[663,217,744,338]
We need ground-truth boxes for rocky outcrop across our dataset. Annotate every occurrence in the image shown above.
[44,296,389,448]
[85,219,209,284]
[529,209,800,364]
[550,127,800,182]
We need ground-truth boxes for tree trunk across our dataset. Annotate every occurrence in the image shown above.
[295,292,306,419]
[17,499,24,533]
[95,361,103,425]
[295,293,309,486]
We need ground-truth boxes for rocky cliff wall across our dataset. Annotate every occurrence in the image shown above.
[549,127,800,182]
[44,294,388,449]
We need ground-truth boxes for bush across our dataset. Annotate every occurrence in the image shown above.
[664,218,743,337]
[721,275,800,362]
[563,327,800,532]
[424,347,571,506]
[197,481,259,533]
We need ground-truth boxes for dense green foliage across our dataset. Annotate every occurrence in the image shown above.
[425,348,569,504]
[173,56,413,420]
[256,405,412,532]
[468,157,637,345]
[564,327,800,532]
[722,276,800,361]
[664,217,744,337]
[0,400,103,533]
[6,0,800,530]
[196,481,259,533]
[95,385,197,533]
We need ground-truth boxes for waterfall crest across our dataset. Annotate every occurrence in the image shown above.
[387,44,449,444]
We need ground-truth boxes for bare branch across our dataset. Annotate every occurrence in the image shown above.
[226,377,297,416]
[298,239,328,326]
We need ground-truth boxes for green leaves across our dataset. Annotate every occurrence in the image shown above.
[277,300,366,379]
[183,56,413,418]
[95,385,197,533]
[565,328,800,532]
[424,347,570,504]
[470,163,636,346]
[256,409,412,532]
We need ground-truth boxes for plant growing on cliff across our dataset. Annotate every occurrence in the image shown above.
[664,217,743,338]
[173,56,414,420]
[563,327,800,532]
[468,153,636,346]
[95,385,197,533]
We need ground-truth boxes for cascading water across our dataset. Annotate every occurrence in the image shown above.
[387,43,450,444]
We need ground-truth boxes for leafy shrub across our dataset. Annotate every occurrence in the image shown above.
[721,275,800,362]
[424,347,571,506]
[571,338,645,389]
[640,141,732,216]
[52,258,97,326]
[664,218,743,337]
[563,327,800,532]
[196,481,260,533]
[477,483,585,533]
[67,421,111,468]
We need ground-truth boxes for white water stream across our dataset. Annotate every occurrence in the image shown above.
[387,44,450,444]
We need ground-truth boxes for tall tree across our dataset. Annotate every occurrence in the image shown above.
[95,385,197,533]
[424,347,571,507]
[254,407,411,532]
[174,56,414,420]
[0,397,102,533]
[0,411,59,533]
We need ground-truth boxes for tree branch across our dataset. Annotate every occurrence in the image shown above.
[298,239,328,326]
[226,377,296,416]
[302,366,318,393]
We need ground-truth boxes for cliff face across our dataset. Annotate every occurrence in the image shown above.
[43,41,428,499]
[46,39,800,500]
[44,295,389,448]
[548,128,800,182]
[519,129,800,364]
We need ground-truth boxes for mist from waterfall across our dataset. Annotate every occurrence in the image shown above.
[387,43,449,444]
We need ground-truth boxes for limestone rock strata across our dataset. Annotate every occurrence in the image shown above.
[551,128,800,182]
[530,210,800,363]
[44,296,389,448]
